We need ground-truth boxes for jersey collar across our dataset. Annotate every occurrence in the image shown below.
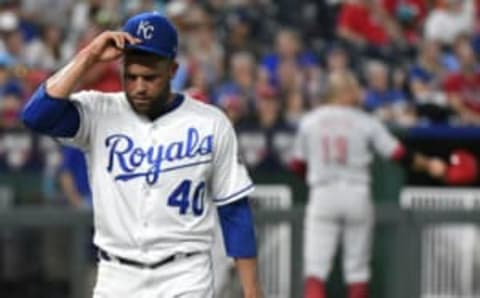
[155,93,184,118]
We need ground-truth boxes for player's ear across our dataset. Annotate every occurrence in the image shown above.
[168,61,179,79]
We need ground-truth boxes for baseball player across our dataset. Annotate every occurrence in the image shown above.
[290,71,447,298]
[21,12,262,298]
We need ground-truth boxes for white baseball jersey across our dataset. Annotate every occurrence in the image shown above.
[59,91,254,263]
[293,105,400,186]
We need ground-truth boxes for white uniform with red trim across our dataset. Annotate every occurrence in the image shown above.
[293,105,399,283]
[59,91,254,297]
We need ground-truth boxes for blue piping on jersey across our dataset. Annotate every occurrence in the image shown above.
[213,184,255,203]
[114,159,213,182]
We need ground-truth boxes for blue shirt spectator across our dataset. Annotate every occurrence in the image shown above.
[363,60,414,125]
[260,28,318,88]
[364,89,407,111]
[261,51,317,86]
[214,52,256,109]
[58,146,92,208]
[0,53,23,100]
[407,40,450,124]
[409,64,436,84]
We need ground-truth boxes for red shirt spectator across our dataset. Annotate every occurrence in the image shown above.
[443,36,480,124]
[382,0,427,21]
[337,1,390,46]
[80,62,122,92]
[444,72,480,114]
[382,0,427,44]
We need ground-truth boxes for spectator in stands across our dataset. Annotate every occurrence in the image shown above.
[337,0,404,60]
[185,5,224,87]
[0,93,22,129]
[326,45,351,74]
[443,36,480,125]
[21,0,74,28]
[24,23,73,72]
[363,60,415,126]
[284,90,307,127]
[260,28,318,89]
[223,8,260,61]
[0,11,18,52]
[68,1,122,54]
[0,53,23,129]
[0,12,27,65]
[166,0,191,92]
[313,45,353,104]
[237,84,295,172]
[381,0,427,46]
[1,2,40,44]
[424,0,475,46]
[409,40,451,123]
[188,68,213,105]
[214,51,256,109]
[0,53,22,97]
[217,92,248,127]
[276,59,304,96]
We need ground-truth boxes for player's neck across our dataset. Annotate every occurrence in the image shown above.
[146,92,177,121]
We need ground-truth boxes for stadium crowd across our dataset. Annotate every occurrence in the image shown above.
[0,0,478,195]
[0,0,478,297]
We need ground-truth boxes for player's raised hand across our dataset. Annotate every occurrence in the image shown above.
[83,31,141,63]
[427,157,447,179]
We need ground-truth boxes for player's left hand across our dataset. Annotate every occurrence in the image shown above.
[427,157,448,179]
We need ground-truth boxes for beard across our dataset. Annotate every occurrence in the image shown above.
[126,84,172,120]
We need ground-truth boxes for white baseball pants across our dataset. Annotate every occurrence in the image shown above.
[92,252,214,298]
[304,182,374,283]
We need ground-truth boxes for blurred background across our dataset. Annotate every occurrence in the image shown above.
[1,0,480,297]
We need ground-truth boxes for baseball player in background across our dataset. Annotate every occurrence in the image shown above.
[290,71,447,298]
[21,12,262,298]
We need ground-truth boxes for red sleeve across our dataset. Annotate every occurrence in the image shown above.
[390,144,406,161]
[443,74,461,93]
[382,0,397,16]
[288,159,307,180]
[337,3,361,31]
[414,0,428,21]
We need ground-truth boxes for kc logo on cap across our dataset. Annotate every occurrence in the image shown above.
[137,20,154,40]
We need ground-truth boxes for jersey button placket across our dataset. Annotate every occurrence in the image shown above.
[142,184,153,241]
[150,123,158,145]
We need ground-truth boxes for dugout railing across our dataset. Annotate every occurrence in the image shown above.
[1,193,480,298]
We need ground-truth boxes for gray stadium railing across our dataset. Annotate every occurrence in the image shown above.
[0,208,92,298]
[1,203,480,298]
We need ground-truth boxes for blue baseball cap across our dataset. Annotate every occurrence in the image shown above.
[123,12,178,59]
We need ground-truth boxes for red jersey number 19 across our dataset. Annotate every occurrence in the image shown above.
[322,136,348,165]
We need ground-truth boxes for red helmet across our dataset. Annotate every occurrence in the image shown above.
[446,150,478,185]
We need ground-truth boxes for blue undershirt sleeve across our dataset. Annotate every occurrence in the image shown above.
[217,197,257,258]
[21,84,80,137]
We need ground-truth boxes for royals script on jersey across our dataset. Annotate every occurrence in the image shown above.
[293,105,399,186]
[59,91,254,262]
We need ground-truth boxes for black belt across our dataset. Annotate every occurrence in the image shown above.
[98,248,201,269]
